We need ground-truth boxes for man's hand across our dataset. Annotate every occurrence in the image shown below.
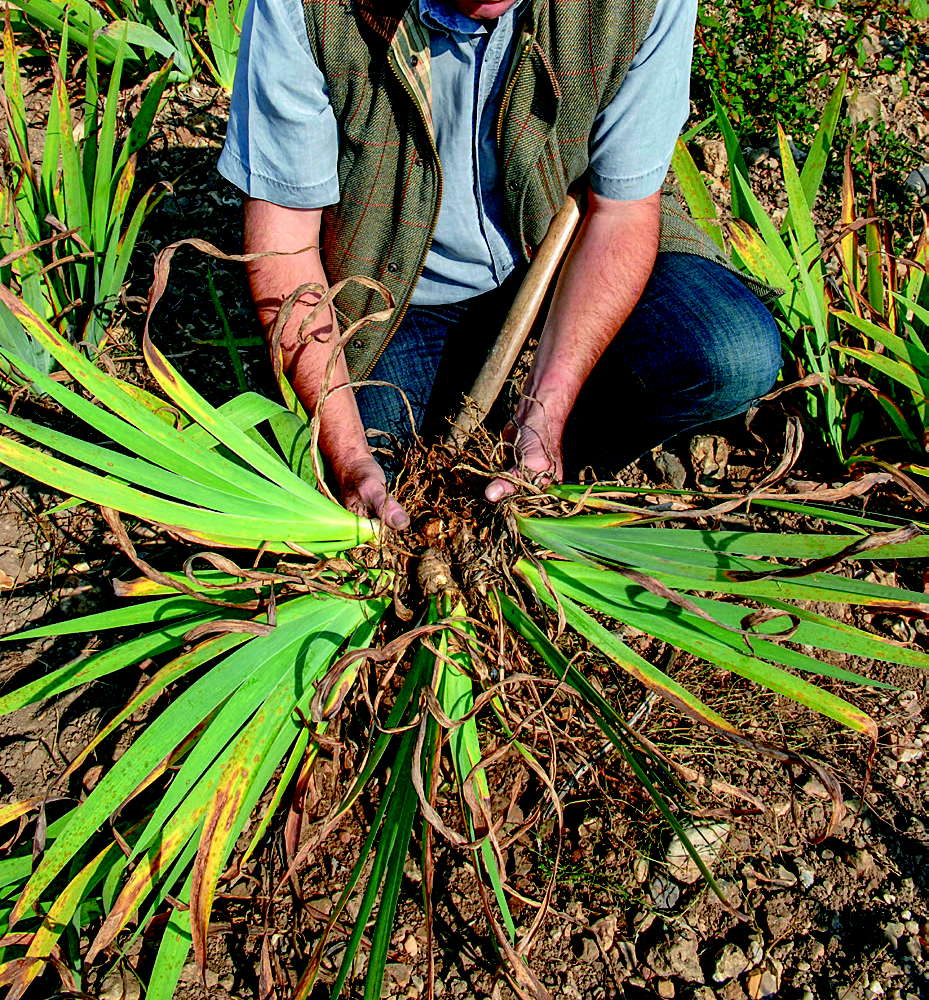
[485,398,564,501]
[485,188,660,503]
[336,454,411,530]
[244,197,410,529]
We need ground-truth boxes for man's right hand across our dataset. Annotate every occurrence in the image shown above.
[244,198,410,532]
[333,454,411,530]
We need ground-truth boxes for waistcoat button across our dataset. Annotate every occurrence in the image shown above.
[386,262,400,273]
[353,339,364,349]
[410,55,418,66]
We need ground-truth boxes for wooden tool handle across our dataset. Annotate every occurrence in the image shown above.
[445,187,583,451]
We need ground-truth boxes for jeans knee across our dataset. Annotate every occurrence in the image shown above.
[706,301,782,415]
[736,309,782,399]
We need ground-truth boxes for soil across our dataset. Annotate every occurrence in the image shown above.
[3,4,929,1000]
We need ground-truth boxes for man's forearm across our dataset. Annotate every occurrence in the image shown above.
[523,188,660,434]
[243,198,371,470]
[243,197,410,527]
[485,188,659,499]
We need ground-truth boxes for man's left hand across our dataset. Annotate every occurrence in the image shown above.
[484,398,564,501]
[483,187,660,505]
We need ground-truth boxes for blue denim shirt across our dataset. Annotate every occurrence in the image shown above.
[219,0,696,305]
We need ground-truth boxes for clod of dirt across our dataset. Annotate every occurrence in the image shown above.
[591,913,618,954]
[713,943,749,983]
[572,934,599,963]
[764,895,795,940]
[690,433,731,486]
[646,928,704,982]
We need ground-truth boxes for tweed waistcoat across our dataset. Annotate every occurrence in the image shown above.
[301,0,772,380]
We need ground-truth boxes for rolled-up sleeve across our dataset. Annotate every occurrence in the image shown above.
[218,0,340,207]
[588,0,696,202]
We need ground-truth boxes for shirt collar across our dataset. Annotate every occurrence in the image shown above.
[418,0,528,36]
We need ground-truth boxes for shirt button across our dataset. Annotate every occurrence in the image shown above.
[386,262,400,273]
[353,339,364,349]
[410,55,418,66]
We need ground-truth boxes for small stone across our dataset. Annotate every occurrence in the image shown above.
[904,921,919,935]
[773,864,798,886]
[657,980,676,998]
[745,957,782,999]
[720,982,748,1000]
[634,856,650,882]
[763,896,793,939]
[847,90,886,129]
[884,922,906,947]
[665,822,729,883]
[98,970,142,1000]
[387,964,412,987]
[650,875,680,909]
[803,777,829,799]
[713,944,749,983]
[653,448,688,489]
[616,940,636,969]
[404,935,419,958]
[869,983,885,996]
[746,938,764,966]
[700,138,729,177]
[797,864,815,889]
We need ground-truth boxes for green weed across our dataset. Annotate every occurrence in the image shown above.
[0,17,168,370]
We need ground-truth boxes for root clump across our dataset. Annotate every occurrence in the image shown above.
[386,439,527,605]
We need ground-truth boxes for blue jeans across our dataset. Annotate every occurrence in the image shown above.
[354,253,782,478]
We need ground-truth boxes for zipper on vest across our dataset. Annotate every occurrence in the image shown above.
[496,33,533,147]
[362,52,445,381]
